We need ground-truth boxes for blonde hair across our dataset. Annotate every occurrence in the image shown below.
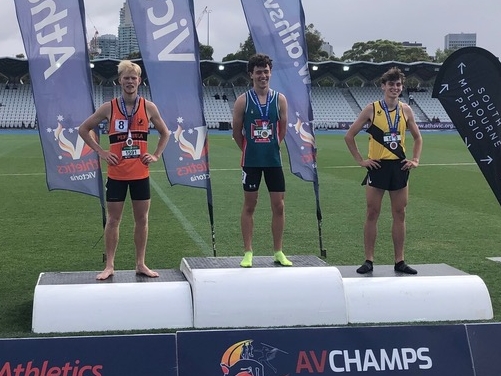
[117,60,142,78]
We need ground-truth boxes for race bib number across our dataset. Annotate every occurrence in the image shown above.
[252,122,272,143]
[121,145,140,159]
[115,119,129,133]
[383,132,402,150]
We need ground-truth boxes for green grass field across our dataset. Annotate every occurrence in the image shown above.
[1,130,500,338]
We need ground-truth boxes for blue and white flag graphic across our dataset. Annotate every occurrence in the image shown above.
[15,0,104,202]
[128,0,211,190]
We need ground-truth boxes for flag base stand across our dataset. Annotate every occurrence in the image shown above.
[32,258,492,333]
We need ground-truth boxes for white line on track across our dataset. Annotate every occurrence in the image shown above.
[149,175,212,256]
[0,162,478,177]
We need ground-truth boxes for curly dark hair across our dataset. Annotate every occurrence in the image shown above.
[381,67,405,84]
[247,53,273,73]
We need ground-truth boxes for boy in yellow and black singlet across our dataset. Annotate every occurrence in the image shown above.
[232,53,292,268]
[345,67,423,275]
[79,60,170,280]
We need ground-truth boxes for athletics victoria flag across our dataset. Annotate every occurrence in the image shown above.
[128,0,211,189]
[15,0,104,201]
[433,47,501,206]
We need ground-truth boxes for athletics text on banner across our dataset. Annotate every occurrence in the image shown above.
[15,0,104,203]
[432,47,501,206]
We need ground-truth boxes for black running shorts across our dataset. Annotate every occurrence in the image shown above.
[362,159,409,191]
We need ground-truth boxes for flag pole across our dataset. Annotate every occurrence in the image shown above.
[313,175,326,258]
[206,183,217,256]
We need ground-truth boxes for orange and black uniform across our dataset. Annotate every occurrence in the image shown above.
[108,96,150,180]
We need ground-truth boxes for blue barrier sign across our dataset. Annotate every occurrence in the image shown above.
[467,323,501,376]
[178,325,474,375]
[0,334,176,376]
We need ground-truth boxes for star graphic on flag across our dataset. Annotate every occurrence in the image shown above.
[188,128,193,134]
[177,116,184,124]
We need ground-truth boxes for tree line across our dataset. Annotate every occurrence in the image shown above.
[200,24,456,63]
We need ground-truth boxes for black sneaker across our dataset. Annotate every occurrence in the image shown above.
[394,261,417,274]
[356,260,373,274]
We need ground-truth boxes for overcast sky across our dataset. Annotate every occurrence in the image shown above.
[3,0,500,61]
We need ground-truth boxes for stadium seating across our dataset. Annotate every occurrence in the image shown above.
[0,84,451,130]
[411,90,451,122]
[0,84,36,128]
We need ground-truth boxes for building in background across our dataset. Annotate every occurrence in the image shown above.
[444,33,477,50]
[402,41,427,53]
[118,0,139,59]
[320,42,334,57]
[96,34,119,59]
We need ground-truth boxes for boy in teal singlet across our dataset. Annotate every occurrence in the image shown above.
[232,53,292,268]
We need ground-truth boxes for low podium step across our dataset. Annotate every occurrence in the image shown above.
[32,269,193,333]
[337,264,493,323]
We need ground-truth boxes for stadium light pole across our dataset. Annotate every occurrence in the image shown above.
[207,9,212,46]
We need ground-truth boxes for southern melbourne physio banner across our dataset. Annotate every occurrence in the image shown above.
[432,47,501,206]
[128,0,211,189]
[15,0,104,200]
[241,0,317,182]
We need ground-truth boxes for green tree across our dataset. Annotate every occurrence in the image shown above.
[305,23,329,61]
[222,24,336,62]
[199,44,214,60]
[341,40,432,62]
[434,48,456,63]
[397,47,432,63]
[222,34,256,62]
[126,51,141,59]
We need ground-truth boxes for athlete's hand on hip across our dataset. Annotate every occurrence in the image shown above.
[99,150,118,166]
[141,153,158,165]
[360,159,381,169]
[402,158,419,170]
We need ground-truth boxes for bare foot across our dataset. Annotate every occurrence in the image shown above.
[96,267,114,280]
[136,265,159,278]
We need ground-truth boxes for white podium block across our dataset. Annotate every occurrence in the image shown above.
[32,270,193,333]
[339,264,493,324]
[180,256,348,328]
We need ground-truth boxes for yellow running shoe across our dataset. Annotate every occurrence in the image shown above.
[240,251,253,268]
[274,251,292,266]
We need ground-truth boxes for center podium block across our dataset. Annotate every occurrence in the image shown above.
[180,255,348,328]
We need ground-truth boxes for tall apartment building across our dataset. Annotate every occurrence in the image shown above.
[444,33,476,51]
[96,34,119,59]
[118,0,139,59]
